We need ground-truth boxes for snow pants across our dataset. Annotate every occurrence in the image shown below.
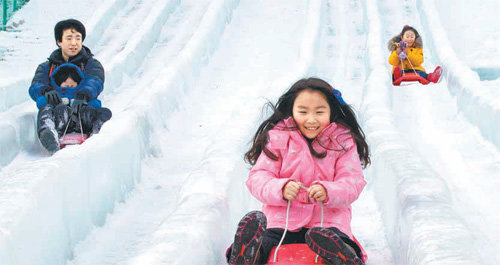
[37,103,112,137]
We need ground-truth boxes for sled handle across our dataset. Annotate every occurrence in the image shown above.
[62,106,85,140]
[272,193,324,263]
[272,200,291,263]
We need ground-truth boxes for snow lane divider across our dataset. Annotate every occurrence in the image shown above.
[417,0,500,149]
[138,1,322,263]
[362,0,481,264]
[104,0,181,92]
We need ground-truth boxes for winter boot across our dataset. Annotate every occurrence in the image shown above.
[39,128,60,153]
[78,105,98,134]
[228,211,267,265]
[90,107,112,135]
[37,105,60,153]
[305,228,364,265]
[393,65,402,80]
[427,66,442,83]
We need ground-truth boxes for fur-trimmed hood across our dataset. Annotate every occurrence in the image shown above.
[387,34,423,51]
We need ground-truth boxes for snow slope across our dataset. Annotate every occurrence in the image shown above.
[0,0,498,264]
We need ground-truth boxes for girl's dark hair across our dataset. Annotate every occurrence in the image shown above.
[244,77,370,168]
[400,25,420,39]
[387,25,423,51]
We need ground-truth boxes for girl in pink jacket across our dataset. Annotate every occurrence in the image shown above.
[227,78,370,265]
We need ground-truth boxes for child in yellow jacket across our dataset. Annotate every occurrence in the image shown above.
[388,25,441,83]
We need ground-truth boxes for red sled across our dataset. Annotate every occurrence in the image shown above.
[266,244,323,265]
[392,72,430,86]
[392,66,442,86]
[59,133,88,148]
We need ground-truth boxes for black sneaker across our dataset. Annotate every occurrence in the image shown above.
[39,129,60,153]
[305,228,363,265]
[228,211,267,265]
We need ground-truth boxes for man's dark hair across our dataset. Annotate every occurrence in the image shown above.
[54,19,86,43]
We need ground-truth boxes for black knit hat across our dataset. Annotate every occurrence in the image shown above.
[52,65,83,86]
[54,19,86,44]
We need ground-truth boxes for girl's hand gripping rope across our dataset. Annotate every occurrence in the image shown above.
[299,183,328,203]
[282,181,301,201]
[307,184,327,202]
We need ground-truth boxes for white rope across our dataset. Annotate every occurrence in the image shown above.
[78,110,84,138]
[399,48,418,77]
[273,186,325,264]
[273,200,291,263]
[61,106,85,139]
[61,107,74,138]
[314,202,324,263]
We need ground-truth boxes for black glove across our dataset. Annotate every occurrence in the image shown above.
[72,92,89,114]
[71,99,87,114]
[44,90,62,106]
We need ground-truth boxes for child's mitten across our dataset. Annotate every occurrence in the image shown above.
[398,40,407,50]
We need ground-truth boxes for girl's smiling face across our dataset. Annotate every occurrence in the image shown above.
[402,30,416,47]
[292,89,331,139]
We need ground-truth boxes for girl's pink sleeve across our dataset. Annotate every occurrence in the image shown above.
[407,48,424,67]
[318,137,366,209]
[246,131,290,207]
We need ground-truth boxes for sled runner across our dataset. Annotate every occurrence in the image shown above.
[267,244,323,264]
[59,132,88,148]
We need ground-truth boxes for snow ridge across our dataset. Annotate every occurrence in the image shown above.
[417,0,500,149]
[362,0,481,264]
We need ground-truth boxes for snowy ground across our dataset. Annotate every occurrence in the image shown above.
[0,0,499,264]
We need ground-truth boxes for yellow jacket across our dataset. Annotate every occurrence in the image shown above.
[388,46,426,73]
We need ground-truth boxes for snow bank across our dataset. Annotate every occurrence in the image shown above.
[0,108,38,167]
[0,118,142,264]
[362,0,481,264]
[417,0,500,149]
[146,2,322,263]
[103,0,181,91]
[0,0,239,264]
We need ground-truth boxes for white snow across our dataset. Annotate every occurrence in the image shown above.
[0,0,499,264]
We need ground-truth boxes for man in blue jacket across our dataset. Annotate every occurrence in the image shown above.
[28,19,110,153]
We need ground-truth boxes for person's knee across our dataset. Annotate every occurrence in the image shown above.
[98,107,112,122]
[80,106,98,124]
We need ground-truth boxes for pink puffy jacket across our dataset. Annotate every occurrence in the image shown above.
[246,117,367,261]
